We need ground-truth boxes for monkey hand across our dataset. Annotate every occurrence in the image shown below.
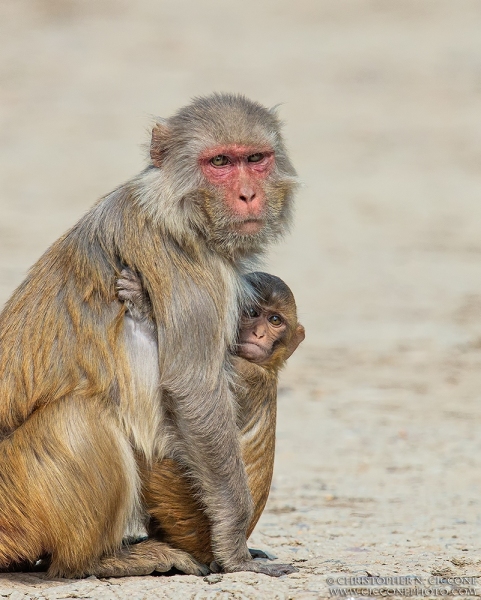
[210,559,298,577]
[116,267,144,305]
[116,267,153,321]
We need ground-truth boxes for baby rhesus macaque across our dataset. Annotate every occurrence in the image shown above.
[117,269,305,566]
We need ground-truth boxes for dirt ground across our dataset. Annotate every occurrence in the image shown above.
[1,1,481,598]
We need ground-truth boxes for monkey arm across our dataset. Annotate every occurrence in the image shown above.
[139,268,253,571]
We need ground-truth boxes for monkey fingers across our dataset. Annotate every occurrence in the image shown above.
[117,267,153,322]
[92,540,209,578]
[116,268,143,304]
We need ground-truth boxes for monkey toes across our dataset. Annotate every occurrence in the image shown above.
[238,561,298,577]
[152,547,209,577]
[92,540,209,578]
[211,559,298,578]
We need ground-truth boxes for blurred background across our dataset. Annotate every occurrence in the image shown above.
[1,0,481,593]
[1,0,481,347]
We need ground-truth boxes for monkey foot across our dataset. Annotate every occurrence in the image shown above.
[212,559,298,578]
[240,561,298,577]
[92,540,209,578]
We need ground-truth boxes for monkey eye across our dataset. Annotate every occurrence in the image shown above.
[268,314,283,326]
[245,307,260,318]
[247,153,264,163]
[210,155,230,167]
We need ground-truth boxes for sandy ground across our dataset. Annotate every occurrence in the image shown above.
[1,1,481,598]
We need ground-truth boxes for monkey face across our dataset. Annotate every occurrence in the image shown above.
[199,144,275,235]
[149,95,298,259]
[238,272,305,367]
[237,304,287,364]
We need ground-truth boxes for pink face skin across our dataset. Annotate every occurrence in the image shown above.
[237,305,287,364]
[199,144,275,234]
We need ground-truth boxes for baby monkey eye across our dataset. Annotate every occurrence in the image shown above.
[268,315,283,326]
[210,155,230,167]
[246,307,259,318]
[247,153,264,163]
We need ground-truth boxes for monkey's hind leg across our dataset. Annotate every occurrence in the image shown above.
[92,539,209,577]
[0,396,140,578]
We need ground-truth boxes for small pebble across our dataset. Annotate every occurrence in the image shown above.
[203,573,223,585]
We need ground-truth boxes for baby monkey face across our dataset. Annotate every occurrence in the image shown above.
[237,304,287,364]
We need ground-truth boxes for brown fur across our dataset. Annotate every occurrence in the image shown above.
[0,94,298,577]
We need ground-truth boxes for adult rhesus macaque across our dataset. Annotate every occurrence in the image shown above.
[117,269,305,566]
[0,94,298,578]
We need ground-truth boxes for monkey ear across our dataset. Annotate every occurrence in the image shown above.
[150,120,171,168]
[283,323,305,360]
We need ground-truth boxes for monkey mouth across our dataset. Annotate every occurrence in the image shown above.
[234,219,264,235]
[237,341,269,362]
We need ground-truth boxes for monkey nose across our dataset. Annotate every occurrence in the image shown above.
[239,190,256,203]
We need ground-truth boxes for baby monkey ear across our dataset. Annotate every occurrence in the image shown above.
[283,323,305,360]
[150,120,171,168]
